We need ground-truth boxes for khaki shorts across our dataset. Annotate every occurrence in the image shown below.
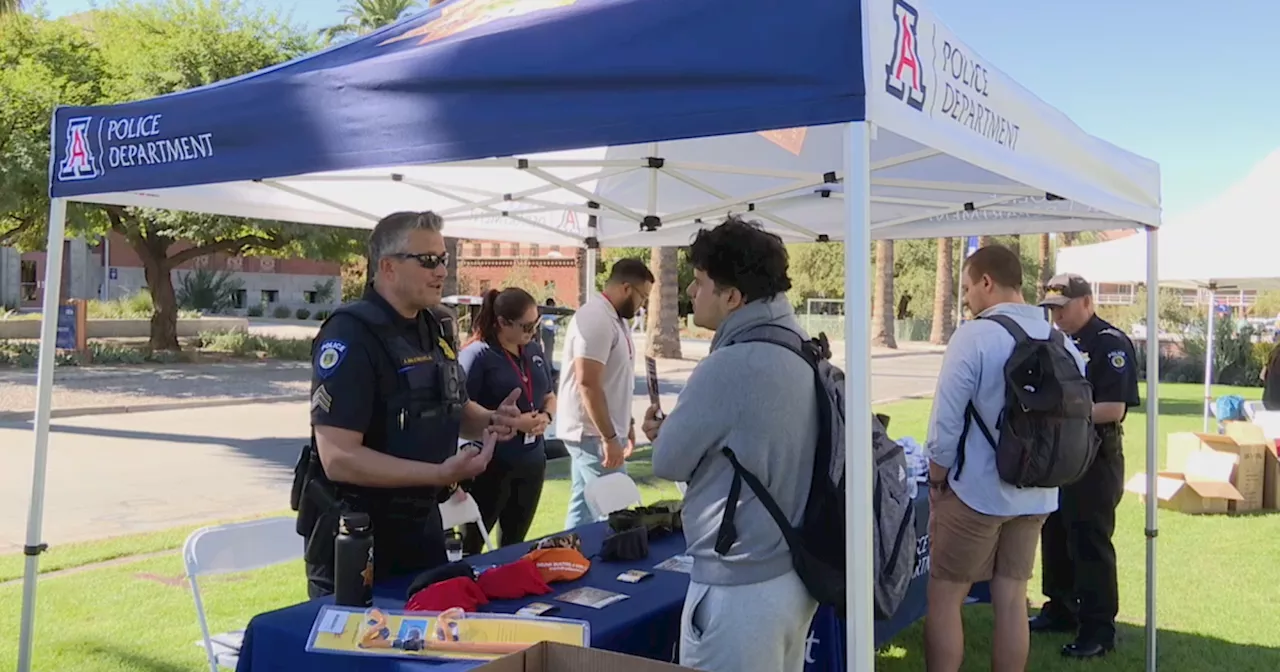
[928,488,1047,583]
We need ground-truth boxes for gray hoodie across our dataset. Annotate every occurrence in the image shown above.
[652,295,819,586]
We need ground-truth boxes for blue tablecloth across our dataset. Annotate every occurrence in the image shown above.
[237,494,981,671]
[236,522,689,671]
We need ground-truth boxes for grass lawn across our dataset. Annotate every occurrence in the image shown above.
[0,448,681,672]
[874,383,1280,671]
[1,385,1278,671]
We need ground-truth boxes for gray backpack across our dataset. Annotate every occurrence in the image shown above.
[715,326,916,620]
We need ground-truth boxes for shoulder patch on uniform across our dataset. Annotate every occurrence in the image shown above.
[315,340,348,378]
[1108,350,1127,370]
[532,354,545,369]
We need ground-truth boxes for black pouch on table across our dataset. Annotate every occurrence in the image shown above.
[600,525,650,562]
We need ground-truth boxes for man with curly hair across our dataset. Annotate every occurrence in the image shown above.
[641,216,819,672]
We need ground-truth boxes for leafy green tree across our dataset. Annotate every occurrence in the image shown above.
[0,0,22,16]
[786,242,845,308]
[0,2,364,349]
[0,12,105,248]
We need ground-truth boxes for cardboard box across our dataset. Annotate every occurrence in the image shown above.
[1165,432,1266,512]
[471,642,696,672]
[1125,451,1244,514]
[1223,422,1280,510]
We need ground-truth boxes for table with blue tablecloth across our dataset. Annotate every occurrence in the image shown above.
[237,491,983,671]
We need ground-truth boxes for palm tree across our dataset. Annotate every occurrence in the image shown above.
[321,0,421,42]
[647,246,683,359]
[1006,234,1020,259]
[872,240,897,348]
[1037,233,1053,300]
[930,238,954,344]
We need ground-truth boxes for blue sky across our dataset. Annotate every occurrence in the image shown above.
[34,0,1280,219]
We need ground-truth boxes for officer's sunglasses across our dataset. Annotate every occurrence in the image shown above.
[393,252,450,270]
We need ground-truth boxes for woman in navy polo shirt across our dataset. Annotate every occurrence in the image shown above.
[457,288,557,554]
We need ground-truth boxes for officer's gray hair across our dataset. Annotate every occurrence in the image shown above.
[368,211,445,264]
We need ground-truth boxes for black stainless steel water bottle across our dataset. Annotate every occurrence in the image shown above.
[334,512,374,607]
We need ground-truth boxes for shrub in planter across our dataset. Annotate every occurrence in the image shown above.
[272,305,293,319]
[1181,316,1262,386]
[247,305,265,317]
[296,308,311,320]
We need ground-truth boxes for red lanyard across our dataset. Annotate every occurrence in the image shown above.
[503,348,534,407]
[601,292,633,360]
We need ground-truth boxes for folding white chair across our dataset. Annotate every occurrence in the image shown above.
[585,472,644,519]
[439,491,495,553]
[184,516,302,672]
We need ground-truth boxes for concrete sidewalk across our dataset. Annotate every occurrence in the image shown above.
[0,348,943,550]
[0,338,943,420]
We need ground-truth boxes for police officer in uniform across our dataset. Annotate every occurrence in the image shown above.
[293,211,523,598]
[1033,273,1140,658]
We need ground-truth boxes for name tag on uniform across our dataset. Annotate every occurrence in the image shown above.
[524,432,537,445]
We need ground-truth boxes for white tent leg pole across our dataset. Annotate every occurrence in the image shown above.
[1202,286,1216,431]
[1144,226,1160,672]
[842,120,874,672]
[17,197,68,672]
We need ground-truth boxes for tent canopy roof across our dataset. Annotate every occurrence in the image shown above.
[47,0,1160,245]
[1057,149,1280,290]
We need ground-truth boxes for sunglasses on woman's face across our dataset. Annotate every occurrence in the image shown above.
[393,252,449,269]
[506,319,538,334]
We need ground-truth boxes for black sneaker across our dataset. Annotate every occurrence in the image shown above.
[1029,612,1077,634]
[1061,639,1115,659]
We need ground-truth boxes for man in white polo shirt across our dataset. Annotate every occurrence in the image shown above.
[557,258,654,528]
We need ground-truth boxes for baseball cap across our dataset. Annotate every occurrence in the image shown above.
[1039,273,1092,307]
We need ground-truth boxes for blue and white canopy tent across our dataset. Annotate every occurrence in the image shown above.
[22,1,1164,671]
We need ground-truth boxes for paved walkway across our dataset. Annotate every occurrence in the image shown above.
[0,347,943,551]
[0,336,942,418]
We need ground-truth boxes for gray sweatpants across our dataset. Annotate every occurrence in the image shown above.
[679,570,819,672]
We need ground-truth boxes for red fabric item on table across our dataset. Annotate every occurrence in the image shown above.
[405,576,489,613]
[476,558,552,600]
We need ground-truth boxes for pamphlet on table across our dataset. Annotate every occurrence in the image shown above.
[306,605,590,662]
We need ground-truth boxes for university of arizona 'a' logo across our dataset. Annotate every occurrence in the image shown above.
[57,117,99,182]
[885,0,927,111]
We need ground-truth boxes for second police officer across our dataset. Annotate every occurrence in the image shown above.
[294,211,524,598]
[1034,273,1140,659]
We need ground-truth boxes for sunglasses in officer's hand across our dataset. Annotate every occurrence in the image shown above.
[393,252,450,269]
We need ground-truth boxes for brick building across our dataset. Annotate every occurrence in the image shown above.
[2,233,585,313]
[3,231,341,313]
[456,239,584,307]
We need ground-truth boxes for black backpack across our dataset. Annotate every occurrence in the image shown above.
[714,326,915,620]
[954,315,1099,488]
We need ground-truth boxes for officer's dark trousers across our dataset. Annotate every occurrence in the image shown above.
[463,455,547,556]
[541,331,556,361]
[304,501,448,599]
[1040,426,1125,643]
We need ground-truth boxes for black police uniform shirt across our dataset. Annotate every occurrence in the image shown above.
[457,339,553,465]
[1072,315,1141,420]
[308,287,469,470]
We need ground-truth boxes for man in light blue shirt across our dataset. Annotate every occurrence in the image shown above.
[923,245,1086,672]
